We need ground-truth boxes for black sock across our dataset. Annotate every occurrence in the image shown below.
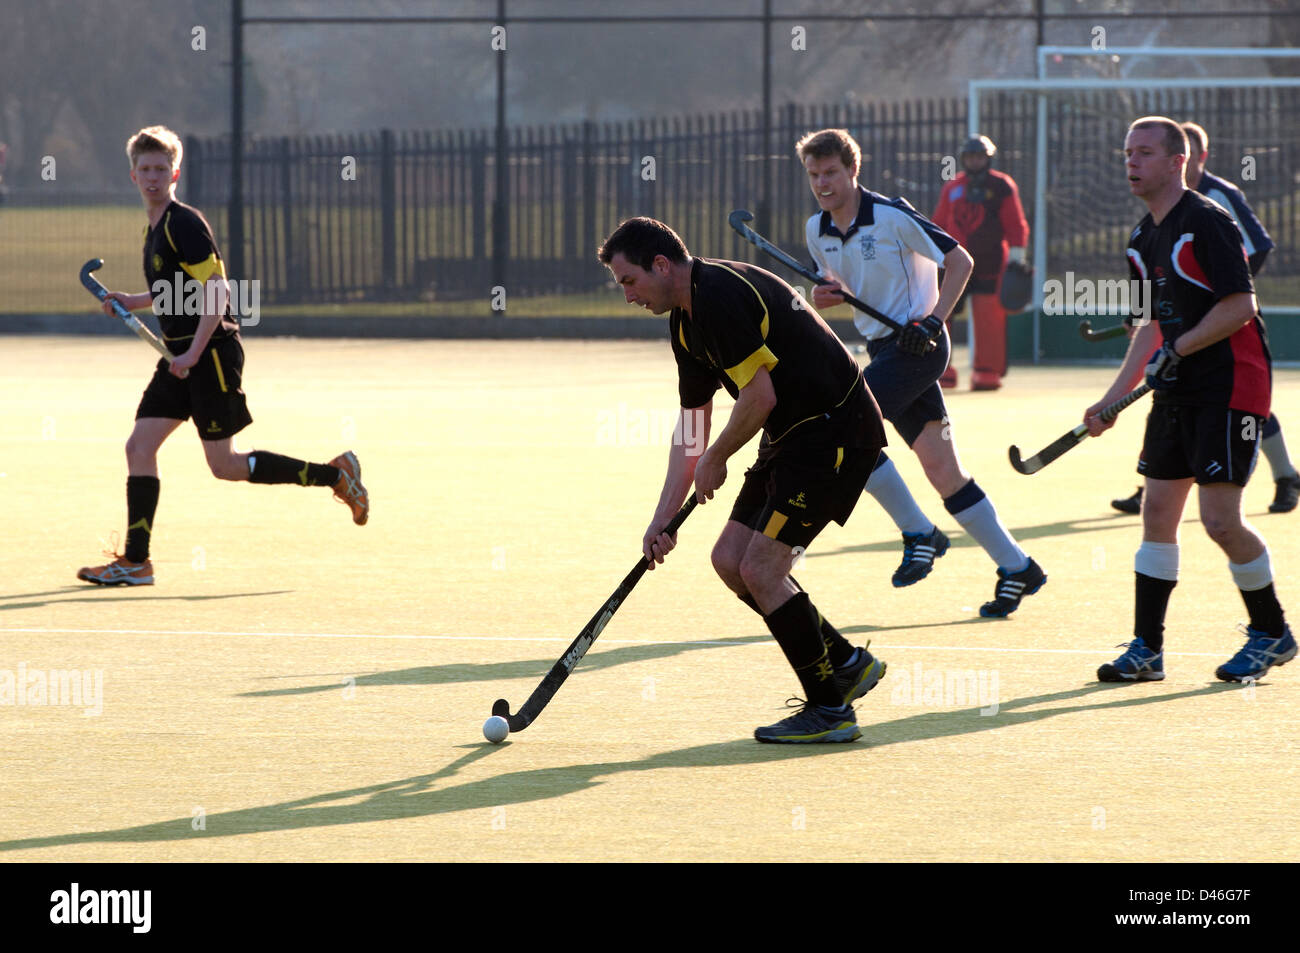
[1135,572,1176,653]
[1240,584,1286,637]
[815,610,857,668]
[247,451,339,487]
[739,589,855,668]
[763,592,843,709]
[124,476,160,563]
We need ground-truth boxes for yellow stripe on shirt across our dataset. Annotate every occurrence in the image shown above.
[706,261,770,339]
[163,211,177,253]
[725,344,779,391]
[179,253,227,286]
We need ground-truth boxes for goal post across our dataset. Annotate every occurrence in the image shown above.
[968,72,1300,363]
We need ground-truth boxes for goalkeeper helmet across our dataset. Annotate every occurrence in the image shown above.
[961,135,996,162]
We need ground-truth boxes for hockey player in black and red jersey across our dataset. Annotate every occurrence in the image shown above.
[1084,116,1294,684]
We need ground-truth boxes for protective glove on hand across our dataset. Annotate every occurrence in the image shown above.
[1145,341,1182,391]
[896,314,943,357]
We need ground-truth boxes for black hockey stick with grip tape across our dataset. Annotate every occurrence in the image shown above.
[79,259,186,377]
[1008,383,1151,475]
[490,496,698,734]
[1078,319,1129,342]
[728,209,918,339]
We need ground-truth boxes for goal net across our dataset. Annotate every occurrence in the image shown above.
[971,66,1300,360]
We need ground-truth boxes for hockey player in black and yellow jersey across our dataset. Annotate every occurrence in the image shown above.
[77,126,368,587]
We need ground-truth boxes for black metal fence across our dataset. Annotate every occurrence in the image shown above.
[175,87,1295,306]
[185,100,974,305]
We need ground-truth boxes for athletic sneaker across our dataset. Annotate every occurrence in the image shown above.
[754,700,860,744]
[940,365,958,389]
[1111,486,1143,514]
[1269,475,1300,514]
[836,644,887,705]
[979,557,1047,617]
[77,555,154,586]
[329,451,369,525]
[892,526,950,587]
[1215,625,1298,682]
[971,370,1002,391]
[1097,637,1165,682]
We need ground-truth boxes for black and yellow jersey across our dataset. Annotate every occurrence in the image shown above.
[143,200,240,352]
[670,257,881,446]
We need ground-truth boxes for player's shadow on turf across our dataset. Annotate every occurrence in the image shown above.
[0,681,1247,853]
[0,588,295,611]
[809,513,1205,558]
[236,634,771,698]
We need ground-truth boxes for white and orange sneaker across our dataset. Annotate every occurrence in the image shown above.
[77,555,154,586]
[329,451,369,525]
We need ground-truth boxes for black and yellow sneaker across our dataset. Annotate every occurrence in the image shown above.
[754,701,860,744]
[835,644,887,705]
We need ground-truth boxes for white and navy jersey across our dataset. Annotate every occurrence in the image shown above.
[1196,171,1274,260]
[805,186,960,341]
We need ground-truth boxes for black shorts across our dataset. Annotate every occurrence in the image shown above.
[135,334,252,441]
[729,387,884,550]
[864,326,950,446]
[1137,403,1261,486]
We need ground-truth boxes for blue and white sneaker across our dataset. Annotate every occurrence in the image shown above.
[754,701,860,743]
[1097,637,1165,682]
[1215,625,1297,682]
[835,644,887,705]
[892,526,950,587]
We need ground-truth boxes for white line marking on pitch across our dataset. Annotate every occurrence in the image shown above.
[0,627,1225,656]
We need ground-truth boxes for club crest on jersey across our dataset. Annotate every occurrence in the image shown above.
[152,254,164,272]
[860,235,876,261]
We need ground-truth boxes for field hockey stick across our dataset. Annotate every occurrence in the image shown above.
[1008,383,1152,475]
[490,495,698,734]
[79,259,186,377]
[728,209,924,344]
[1078,319,1129,342]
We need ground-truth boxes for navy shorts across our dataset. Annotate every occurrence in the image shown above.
[864,326,950,446]
[1137,403,1261,486]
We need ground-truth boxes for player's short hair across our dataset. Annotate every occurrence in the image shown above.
[126,126,183,169]
[795,128,861,175]
[1127,116,1188,157]
[597,217,689,270]
[1180,121,1209,155]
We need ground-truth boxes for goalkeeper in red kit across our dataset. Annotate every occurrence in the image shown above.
[932,135,1029,391]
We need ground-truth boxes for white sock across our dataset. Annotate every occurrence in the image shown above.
[949,494,1026,570]
[865,456,932,535]
[1135,541,1179,581]
[1229,548,1273,592]
[1262,431,1298,481]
